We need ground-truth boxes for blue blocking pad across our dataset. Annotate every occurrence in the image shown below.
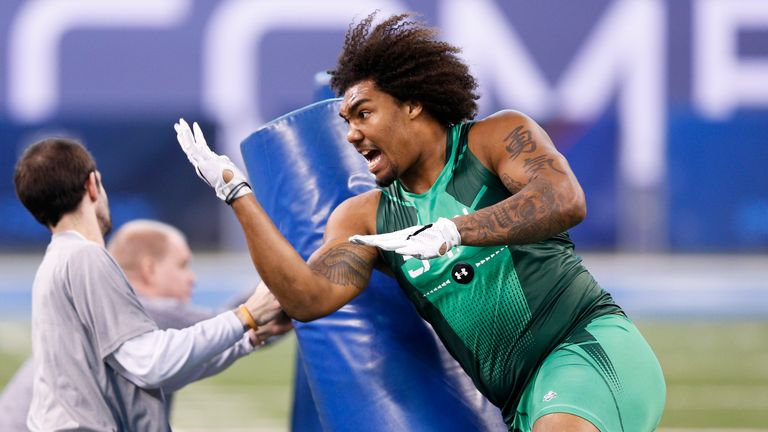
[240,99,505,431]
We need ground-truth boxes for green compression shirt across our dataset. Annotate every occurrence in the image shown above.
[375,122,623,424]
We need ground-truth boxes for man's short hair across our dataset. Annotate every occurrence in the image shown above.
[14,138,97,228]
[108,220,186,274]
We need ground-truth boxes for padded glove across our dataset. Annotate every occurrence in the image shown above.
[174,118,252,204]
[349,217,461,259]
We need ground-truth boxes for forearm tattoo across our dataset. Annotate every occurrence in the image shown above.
[459,125,575,245]
[462,180,571,245]
[309,243,374,288]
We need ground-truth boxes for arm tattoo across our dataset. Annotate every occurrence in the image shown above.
[504,126,536,160]
[459,124,577,245]
[309,243,374,288]
[500,173,525,195]
[459,180,574,246]
[523,155,566,178]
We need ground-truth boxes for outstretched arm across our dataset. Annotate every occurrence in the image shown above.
[161,310,293,393]
[453,110,586,246]
[174,119,379,321]
[108,281,285,389]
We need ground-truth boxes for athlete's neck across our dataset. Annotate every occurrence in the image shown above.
[399,125,448,194]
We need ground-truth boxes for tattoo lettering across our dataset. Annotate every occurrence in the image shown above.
[523,155,566,179]
[504,126,536,160]
[309,243,373,288]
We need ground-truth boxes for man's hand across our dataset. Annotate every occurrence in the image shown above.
[349,217,461,259]
[174,118,252,204]
[243,281,284,325]
[248,312,293,347]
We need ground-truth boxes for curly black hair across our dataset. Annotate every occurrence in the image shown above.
[329,12,479,127]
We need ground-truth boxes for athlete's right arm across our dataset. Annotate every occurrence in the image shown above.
[230,191,380,321]
[174,118,380,321]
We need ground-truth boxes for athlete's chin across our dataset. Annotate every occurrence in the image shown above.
[374,173,396,187]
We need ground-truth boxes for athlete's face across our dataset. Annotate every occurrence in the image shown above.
[340,80,417,187]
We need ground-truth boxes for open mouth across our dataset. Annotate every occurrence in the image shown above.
[361,149,383,171]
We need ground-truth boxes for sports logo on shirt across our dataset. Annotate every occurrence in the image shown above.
[543,391,558,402]
[451,263,474,284]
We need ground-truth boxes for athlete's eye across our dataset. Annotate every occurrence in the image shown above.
[359,111,371,119]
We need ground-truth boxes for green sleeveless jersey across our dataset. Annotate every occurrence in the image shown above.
[376,122,623,424]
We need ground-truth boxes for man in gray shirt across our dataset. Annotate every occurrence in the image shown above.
[0,219,291,431]
[11,137,287,431]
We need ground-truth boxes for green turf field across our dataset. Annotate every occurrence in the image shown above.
[2,320,767,431]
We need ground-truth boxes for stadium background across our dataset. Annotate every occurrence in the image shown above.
[0,0,766,430]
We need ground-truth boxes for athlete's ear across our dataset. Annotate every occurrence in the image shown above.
[406,100,423,120]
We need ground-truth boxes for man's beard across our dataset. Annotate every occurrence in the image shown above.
[97,208,112,236]
[375,171,396,188]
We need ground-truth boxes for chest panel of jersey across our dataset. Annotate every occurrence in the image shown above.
[394,184,535,388]
[377,124,536,397]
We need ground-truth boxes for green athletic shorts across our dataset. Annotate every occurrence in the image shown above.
[512,314,666,431]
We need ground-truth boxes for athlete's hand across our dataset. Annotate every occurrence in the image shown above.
[349,217,461,259]
[174,118,252,204]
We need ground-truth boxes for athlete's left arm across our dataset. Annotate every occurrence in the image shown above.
[452,110,586,246]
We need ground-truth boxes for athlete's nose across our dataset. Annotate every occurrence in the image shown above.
[346,124,363,145]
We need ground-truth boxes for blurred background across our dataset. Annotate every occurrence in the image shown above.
[0,0,766,430]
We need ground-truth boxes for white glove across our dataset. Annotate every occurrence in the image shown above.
[349,217,461,259]
[174,118,252,204]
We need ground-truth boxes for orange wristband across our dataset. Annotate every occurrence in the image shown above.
[238,304,258,331]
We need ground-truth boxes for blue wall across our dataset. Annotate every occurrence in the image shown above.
[0,0,766,251]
